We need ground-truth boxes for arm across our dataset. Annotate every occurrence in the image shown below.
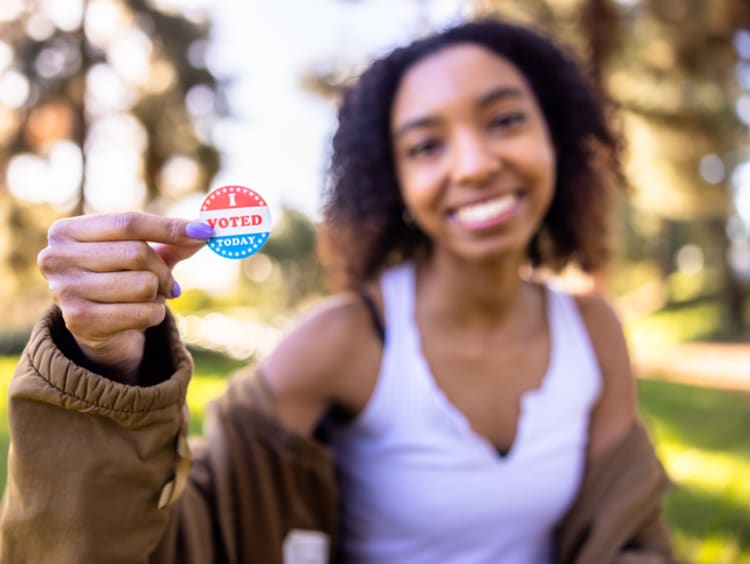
[0,305,192,564]
[1,306,341,564]
[555,294,673,564]
[578,294,638,462]
[1,212,376,562]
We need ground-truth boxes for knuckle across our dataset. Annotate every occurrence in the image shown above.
[123,242,150,267]
[152,303,167,325]
[115,212,141,237]
[139,272,160,300]
[134,303,164,328]
[62,302,91,336]
[36,247,56,275]
[49,279,74,302]
[47,218,70,244]
[165,219,183,242]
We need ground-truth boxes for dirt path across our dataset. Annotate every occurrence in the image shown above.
[634,343,750,392]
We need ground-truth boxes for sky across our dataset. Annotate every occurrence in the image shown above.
[201,0,469,220]
[2,0,469,220]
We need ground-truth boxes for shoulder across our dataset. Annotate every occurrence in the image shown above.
[259,290,383,435]
[572,291,638,460]
[279,292,377,354]
[573,292,624,347]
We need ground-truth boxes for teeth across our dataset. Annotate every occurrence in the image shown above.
[454,194,516,223]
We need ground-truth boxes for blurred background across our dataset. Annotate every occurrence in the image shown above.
[0,0,749,561]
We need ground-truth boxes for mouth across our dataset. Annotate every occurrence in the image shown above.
[449,192,522,229]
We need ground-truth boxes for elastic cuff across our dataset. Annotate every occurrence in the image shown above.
[22,305,192,421]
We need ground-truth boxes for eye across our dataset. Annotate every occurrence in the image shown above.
[406,138,444,159]
[488,112,527,132]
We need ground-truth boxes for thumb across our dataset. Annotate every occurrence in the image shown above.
[154,241,207,268]
[154,220,214,267]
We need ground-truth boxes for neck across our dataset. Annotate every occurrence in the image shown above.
[417,250,530,329]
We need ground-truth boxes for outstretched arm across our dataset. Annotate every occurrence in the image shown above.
[1,305,340,564]
[0,212,374,562]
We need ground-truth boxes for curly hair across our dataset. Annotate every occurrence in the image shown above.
[321,18,624,290]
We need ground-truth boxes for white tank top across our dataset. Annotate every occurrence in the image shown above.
[329,263,602,563]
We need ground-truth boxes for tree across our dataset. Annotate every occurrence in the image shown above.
[0,0,223,330]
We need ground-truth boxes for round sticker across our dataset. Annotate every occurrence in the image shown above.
[199,185,271,259]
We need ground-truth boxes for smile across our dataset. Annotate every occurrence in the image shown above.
[450,193,521,228]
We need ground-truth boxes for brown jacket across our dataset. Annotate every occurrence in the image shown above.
[0,306,674,563]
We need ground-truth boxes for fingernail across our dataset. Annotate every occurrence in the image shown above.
[185,222,214,239]
[171,280,182,299]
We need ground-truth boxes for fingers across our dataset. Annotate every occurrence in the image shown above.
[63,302,167,341]
[39,240,177,298]
[38,211,212,377]
[54,271,167,304]
[48,211,213,246]
[40,214,215,296]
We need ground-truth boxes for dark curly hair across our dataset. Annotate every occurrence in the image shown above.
[321,18,624,290]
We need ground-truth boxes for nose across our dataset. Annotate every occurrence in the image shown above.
[451,129,501,186]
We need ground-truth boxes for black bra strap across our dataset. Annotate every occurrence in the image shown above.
[359,290,385,344]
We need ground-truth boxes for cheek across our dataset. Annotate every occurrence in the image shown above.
[397,164,445,211]
[514,135,556,188]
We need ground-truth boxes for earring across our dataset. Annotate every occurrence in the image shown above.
[402,207,415,227]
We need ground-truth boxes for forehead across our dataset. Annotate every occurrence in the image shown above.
[391,43,535,124]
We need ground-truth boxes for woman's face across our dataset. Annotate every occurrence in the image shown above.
[390,43,556,264]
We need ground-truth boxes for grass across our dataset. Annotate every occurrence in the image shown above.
[638,378,750,563]
[0,354,748,562]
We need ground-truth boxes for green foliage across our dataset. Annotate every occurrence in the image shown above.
[0,357,14,490]
[628,297,723,345]
[626,295,750,358]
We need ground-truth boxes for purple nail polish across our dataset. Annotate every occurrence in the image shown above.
[171,280,182,299]
[185,222,214,239]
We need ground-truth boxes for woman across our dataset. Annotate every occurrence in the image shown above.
[1,19,673,564]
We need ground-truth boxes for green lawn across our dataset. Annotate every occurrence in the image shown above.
[0,353,748,563]
[639,378,750,563]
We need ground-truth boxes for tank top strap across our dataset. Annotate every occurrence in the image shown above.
[344,263,418,432]
[380,262,416,345]
[544,285,602,399]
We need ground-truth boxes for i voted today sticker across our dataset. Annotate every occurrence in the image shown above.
[199,185,271,259]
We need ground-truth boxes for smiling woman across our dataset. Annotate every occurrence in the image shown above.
[2,17,672,564]
[390,46,556,264]
[322,22,621,292]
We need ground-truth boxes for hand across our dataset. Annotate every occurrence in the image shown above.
[37,212,214,384]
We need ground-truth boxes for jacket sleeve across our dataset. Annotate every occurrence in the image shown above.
[0,305,339,564]
[555,421,676,564]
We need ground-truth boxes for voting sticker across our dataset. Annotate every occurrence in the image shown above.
[199,185,271,259]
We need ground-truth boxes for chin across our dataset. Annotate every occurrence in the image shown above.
[446,240,527,266]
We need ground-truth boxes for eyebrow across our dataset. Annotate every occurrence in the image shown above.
[393,86,526,139]
[478,85,525,108]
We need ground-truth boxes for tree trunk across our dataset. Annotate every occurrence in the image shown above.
[72,6,89,217]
